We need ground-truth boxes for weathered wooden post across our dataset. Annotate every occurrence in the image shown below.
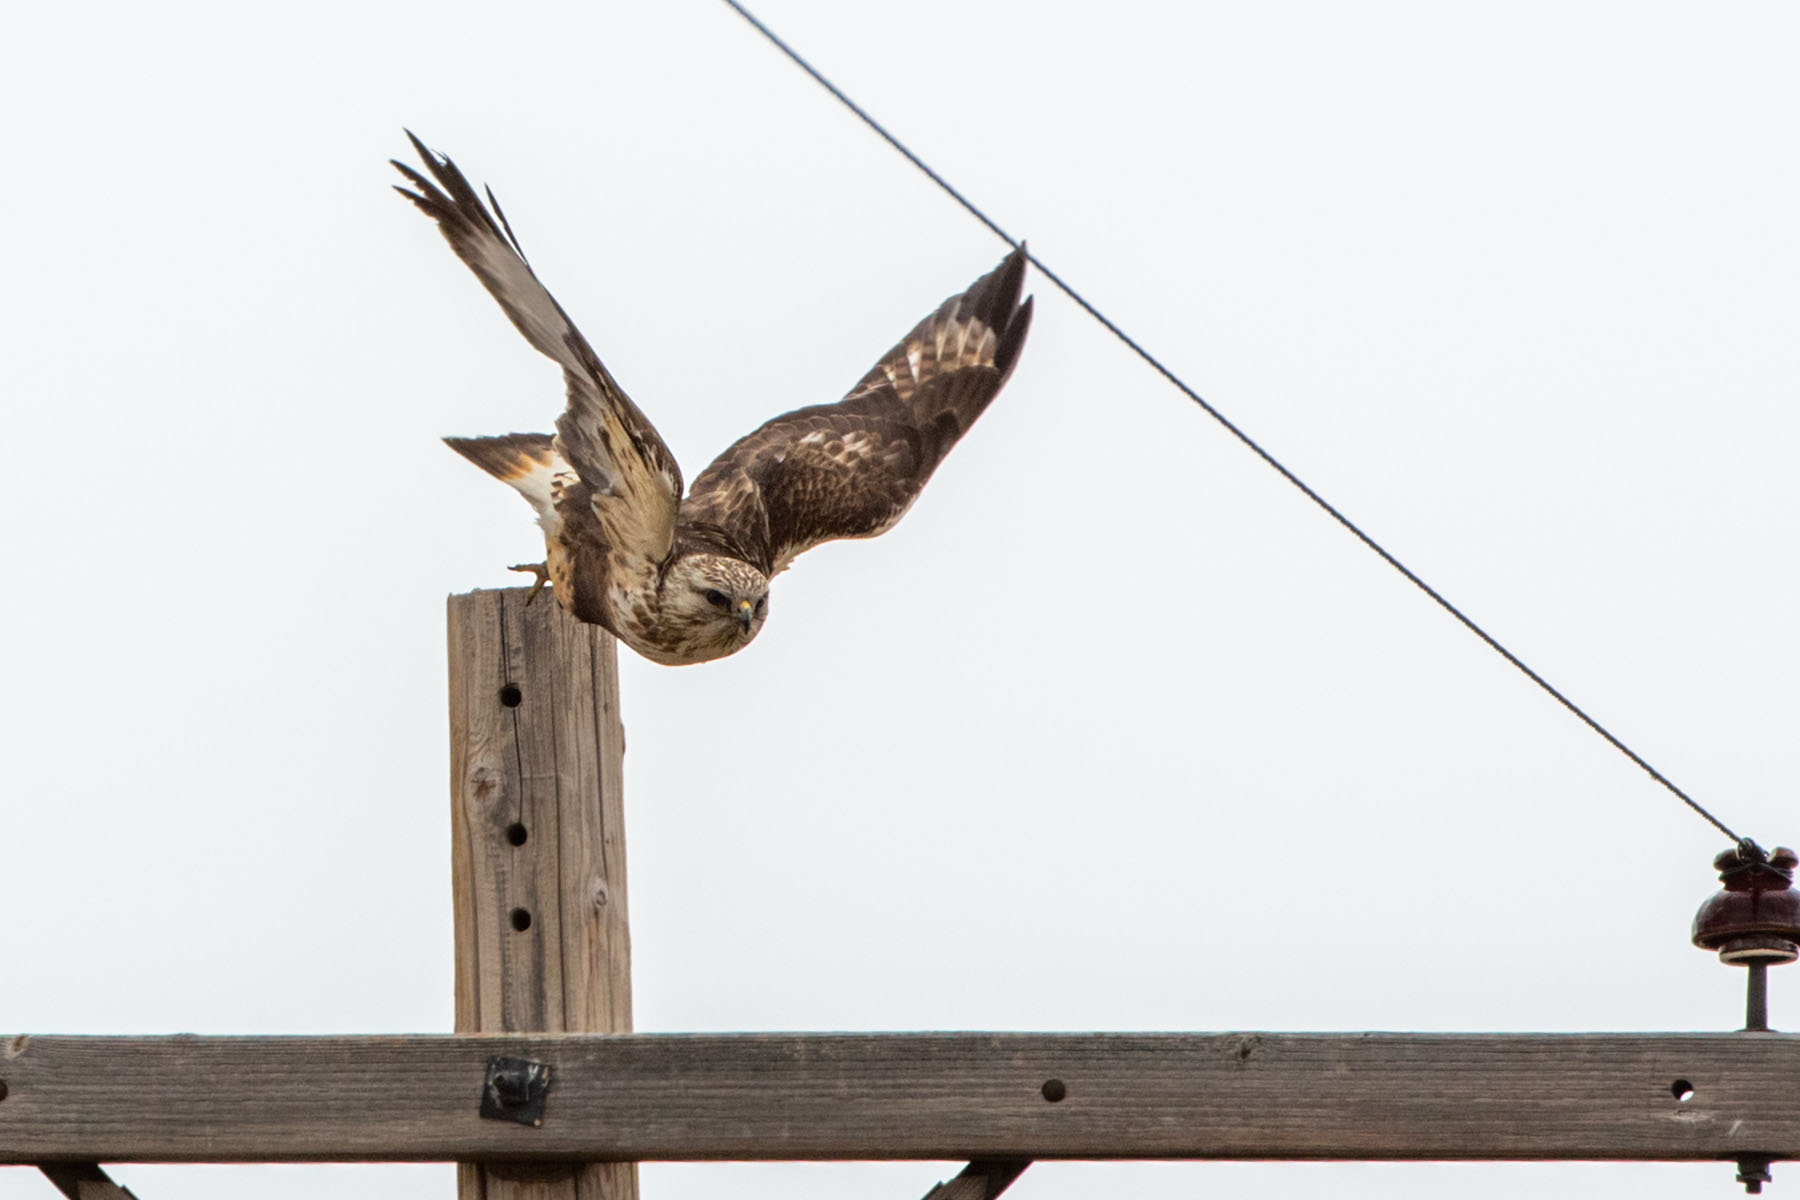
[447,587,636,1200]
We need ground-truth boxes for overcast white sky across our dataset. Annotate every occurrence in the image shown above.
[4,2,1798,1197]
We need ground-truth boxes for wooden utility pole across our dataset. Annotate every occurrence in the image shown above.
[447,587,635,1200]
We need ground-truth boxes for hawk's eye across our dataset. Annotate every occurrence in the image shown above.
[702,588,731,609]
[754,596,768,615]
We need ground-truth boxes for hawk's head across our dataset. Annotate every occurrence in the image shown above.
[657,553,771,663]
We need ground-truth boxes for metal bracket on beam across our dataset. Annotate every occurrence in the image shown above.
[38,1163,140,1200]
[920,1159,1030,1200]
[478,1056,551,1128]
[1738,1155,1775,1195]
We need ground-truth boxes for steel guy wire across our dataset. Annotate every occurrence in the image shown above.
[718,0,1755,853]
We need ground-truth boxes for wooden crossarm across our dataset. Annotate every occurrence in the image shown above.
[1,1031,1793,1164]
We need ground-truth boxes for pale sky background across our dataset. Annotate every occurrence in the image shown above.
[4,2,1798,1197]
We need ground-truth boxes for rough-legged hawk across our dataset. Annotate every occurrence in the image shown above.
[394,133,1033,665]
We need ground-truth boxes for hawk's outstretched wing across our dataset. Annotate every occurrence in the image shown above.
[680,246,1033,574]
[393,133,683,571]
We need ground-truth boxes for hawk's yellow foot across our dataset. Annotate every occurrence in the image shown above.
[509,561,550,605]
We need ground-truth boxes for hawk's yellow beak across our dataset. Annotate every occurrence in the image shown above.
[737,599,754,631]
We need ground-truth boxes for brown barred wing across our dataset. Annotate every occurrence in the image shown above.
[394,132,684,572]
[680,246,1032,574]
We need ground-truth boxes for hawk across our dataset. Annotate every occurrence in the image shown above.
[394,133,1033,665]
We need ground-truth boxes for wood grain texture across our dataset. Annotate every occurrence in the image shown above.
[2,1032,1795,1163]
[447,588,634,1199]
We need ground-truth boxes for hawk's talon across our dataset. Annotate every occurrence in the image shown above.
[510,562,550,605]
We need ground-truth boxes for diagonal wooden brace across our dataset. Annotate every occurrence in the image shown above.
[37,1163,139,1200]
[920,1159,1030,1200]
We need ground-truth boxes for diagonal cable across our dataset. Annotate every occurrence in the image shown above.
[718,0,1754,851]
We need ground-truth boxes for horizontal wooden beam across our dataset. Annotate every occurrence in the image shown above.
[1,1032,1794,1163]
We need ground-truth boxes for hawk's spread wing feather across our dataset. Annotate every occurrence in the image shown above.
[393,133,682,571]
[681,246,1033,574]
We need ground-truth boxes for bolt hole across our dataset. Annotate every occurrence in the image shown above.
[0,1079,8,1102]
[499,684,523,708]
[505,822,528,846]
[1041,1078,1066,1103]
[510,907,532,932]
[1671,1079,1694,1102]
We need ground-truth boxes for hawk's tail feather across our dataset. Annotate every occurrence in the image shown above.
[444,433,564,525]
[444,432,556,479]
